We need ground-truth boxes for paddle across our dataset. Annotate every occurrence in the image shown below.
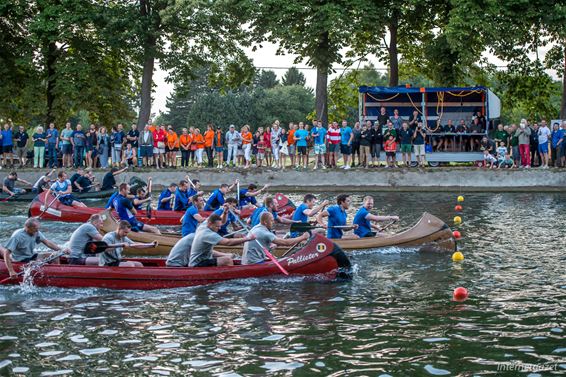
[236,180,240,210]
[35,192,62,219]
[0,250,66,284]
[1,191,25,202]
[229,209,289,275]
[289,223,353,233]
[84,240,157,254]
[375,219,398,235]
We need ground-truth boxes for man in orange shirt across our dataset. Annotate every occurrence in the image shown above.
[204,123,215,168]
[287,122,296,167]
[179,128,192,168]
[166,126,179,168]
[241,125,253,168]
[213,126,224,168]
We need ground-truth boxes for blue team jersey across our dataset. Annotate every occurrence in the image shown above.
[157,189,173,210]
[238,189,257,207]
[105,192,119,209]
[213,208,236,236]
[290,203,310,237]
[174,188,190,212]
[326,205,347,239]
[113,194,136,224]
[353,207,372,237]
[340,127,352,144]
[250,206,278,227]
[204,189,224,211]
[181,206,200,236]
[294,129,309,147]
[311,127,327,145]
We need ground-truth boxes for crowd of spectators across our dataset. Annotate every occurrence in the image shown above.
[1,109,565,171]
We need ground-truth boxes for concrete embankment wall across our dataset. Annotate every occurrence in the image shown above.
[11,168,566,192]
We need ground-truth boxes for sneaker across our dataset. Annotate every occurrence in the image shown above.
[344,165,351,170]
[322,165,327,169]
[313,166,318,170]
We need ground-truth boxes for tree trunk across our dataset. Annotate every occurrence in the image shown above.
[388,12,399,87]
[46,42,58,124]
[316,67,328,125]
[137,0,155,128]
[561,46,566,119]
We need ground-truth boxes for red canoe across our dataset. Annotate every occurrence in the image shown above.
[28,191,296,226]
[0,234,351,290]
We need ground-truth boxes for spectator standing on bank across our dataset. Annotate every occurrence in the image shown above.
[179,128,191,168]
[326,122,341,168]
[1,122,14,168]
[377,106,389,127]
[71,124,86,168]
[111,124,125,168]
[98,127,110,169]
[32,126,47,168]
[204,124,214,167]
[311,121,326,170]
[369,121,382,168]
[14,125,29,168]
[515,119,531,168]
[294,122,309,169]
[398,122,413,167]
[551,122,563,167]
[85,124,98,169]
[271,121,283,168]
[359,122,371,168]
[240,125,253,169]
[153,125,167,169]
[213,126,224,168]
[384,135,397,168]
[493,123,509,147]
[339,120,353,170]
[140,124,154,168]
[529,122,540,167]
[351,122,361,167]
[390,109,403,130]
[287,123,296,168]
[166,126,179,168]
[60,122,74,168]
[408,110,421,130]
[45,123,59,168]
[413,121,427,167]
[225,124,241,167]
[537,120,551,169]
[509,124,520,167]
[127,124,139,166]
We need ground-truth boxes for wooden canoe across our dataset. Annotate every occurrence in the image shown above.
[100,210,455,257]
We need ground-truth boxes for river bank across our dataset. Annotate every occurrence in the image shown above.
[7,167,566,192]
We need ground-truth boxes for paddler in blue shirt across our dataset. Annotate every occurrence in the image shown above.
[113,183,160,234]
[290,194,329,237]
[204,179,238,211]
[249,196,297,227]
[157,183,177,210]
[238,183,269,209]
[175,176,204,212]
[316,194,358,239]
[353,196,399,237]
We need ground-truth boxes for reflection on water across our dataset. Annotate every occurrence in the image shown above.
[0,193,565,375]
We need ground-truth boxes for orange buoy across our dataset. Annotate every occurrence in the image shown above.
[455,205,463,211]
[453,230,461,239]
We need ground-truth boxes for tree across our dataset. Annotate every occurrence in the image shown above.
[242,0,364,124]
[282,67,306,86]
[255,70,280,89]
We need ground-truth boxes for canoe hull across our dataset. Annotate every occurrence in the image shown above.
[29,192,295,225]
[0,235,350,290]
[100,211,456,257]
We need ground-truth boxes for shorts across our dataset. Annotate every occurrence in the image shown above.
[85,145,94,152]
[340,144,351,155]
[15,146,27,158]
[153,147,165,155]
[314,144,326,154]
[18,254,39,263]
[297,146,307,155]
[386,151,396,157]
[257,152,264,159]
[2,145,13,153]
[68,257,86,265]
[127,158,134,166]
[400,144,412,153]
[62,144,73,155]
[288,145,296,155]
[215,147,224,153]
[140,145,153,157]
[328,144,339,153]
[130,221,145,232]
[59,195,75,206]
[194,258,218,267]
[413,144,426,156]
[538,142,548,154]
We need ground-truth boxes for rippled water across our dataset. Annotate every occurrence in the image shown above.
[0,192,565,376]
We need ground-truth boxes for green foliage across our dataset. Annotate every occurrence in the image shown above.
[282,67,306,86]
[255,70,280,89]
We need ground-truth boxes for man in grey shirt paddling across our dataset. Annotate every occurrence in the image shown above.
[68,214,104,265]
[189,214,255,267]
[242,212,308,265]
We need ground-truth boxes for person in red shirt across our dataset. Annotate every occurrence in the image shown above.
[263,127,272,167]
[384,134,397,168]
[152,125,167,169]
[287,123,296,167]
[326,122,341,168]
